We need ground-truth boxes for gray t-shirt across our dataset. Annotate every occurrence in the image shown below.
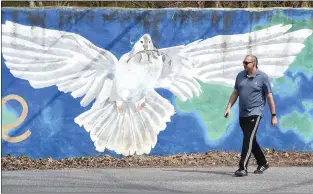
[234,69,272,117]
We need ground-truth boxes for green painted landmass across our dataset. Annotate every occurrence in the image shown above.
[2,105,18,126]
[272,76,301,96]
[261,13,313,141]
[302,101,313,112]
[2,105,18,135]
[280,111,313,142]
[176,12,313,143]
[175,81,233,141]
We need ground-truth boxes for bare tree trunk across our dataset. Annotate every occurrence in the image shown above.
[215,1,221,8]
[197,1,204,8]
[247,0,252,8]
[29,1,43,7]
[29,1,35,7]
[302,1,309,7]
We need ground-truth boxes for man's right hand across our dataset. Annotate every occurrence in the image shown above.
[224,89,238,118]
[224,108,230,118]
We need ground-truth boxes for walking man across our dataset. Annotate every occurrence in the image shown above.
[224,54,278,177]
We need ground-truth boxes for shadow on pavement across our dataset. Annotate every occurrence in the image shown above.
[162,169,237,177]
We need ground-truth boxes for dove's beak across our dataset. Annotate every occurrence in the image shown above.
[143,44,148,50]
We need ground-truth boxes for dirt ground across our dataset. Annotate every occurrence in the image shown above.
[2,149,313,171]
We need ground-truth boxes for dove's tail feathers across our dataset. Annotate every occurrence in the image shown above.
[74,90,175,156]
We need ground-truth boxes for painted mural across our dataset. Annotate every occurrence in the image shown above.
[2,8,313,159]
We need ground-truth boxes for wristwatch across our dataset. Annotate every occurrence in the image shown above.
[272,113,276,117]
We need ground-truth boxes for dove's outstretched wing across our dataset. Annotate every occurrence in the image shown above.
[157,24,313,101]
[2,21,174,156]
[2,21,118,108]
[155,45,202,101]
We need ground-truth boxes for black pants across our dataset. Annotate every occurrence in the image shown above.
[239,115,267,170]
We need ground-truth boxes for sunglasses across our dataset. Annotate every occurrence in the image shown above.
[243,61,253,65]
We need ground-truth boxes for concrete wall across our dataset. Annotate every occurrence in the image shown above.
[2,8,313,159]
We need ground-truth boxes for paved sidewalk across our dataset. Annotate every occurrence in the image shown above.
[2,167,313,193]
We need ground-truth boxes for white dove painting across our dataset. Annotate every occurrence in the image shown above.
[2,20,312,156]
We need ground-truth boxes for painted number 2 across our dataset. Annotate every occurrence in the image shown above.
[2,94,31,143]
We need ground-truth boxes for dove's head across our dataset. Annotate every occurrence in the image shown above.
[134,34,155,51]
[126,34,162,64]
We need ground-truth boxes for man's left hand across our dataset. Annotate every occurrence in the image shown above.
[271,116,278,127]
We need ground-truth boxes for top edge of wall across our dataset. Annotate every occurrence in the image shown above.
[2,7,313,11]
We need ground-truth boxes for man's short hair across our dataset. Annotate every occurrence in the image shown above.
[245,54,258,68]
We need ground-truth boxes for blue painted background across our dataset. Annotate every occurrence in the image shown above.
[2,8,313,159]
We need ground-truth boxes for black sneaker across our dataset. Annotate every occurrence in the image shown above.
[254,163,270,174]
[234,169,248,177]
